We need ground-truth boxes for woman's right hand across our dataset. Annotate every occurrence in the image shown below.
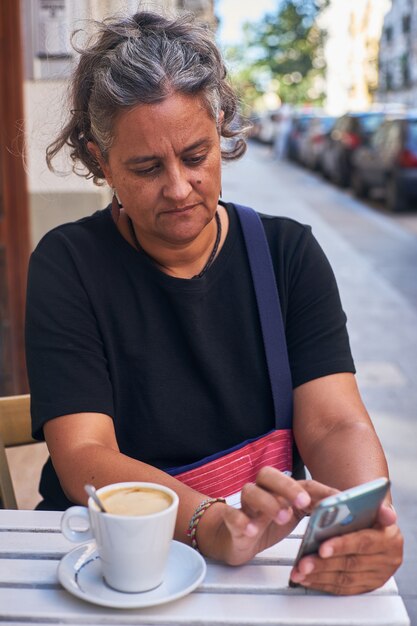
[197,468,338,565]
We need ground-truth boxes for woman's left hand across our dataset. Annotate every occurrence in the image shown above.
[289,503,404,595]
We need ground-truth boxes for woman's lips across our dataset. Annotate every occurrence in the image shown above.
[163,204,198,215]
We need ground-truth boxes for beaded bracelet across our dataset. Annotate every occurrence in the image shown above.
[187,497,226,551]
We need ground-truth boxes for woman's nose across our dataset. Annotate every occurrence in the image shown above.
[162,166,192,203]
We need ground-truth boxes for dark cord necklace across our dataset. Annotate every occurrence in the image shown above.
[127,211,222,279]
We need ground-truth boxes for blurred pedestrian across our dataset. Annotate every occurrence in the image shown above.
[273,105,292,159]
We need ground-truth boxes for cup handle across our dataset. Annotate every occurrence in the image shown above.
[61,506,94,543]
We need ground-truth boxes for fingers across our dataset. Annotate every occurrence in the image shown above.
[236,468,339,533]
[241,482,294,524]
[254,467,312,511]
[297,479,339,513]
[317,522,403,560]
[291,556,387,595]
[290,524,404,595]
[291,552,399,595]
[221,468,321,558]
[376,501,397,527]
[222,479,297,543]
[222,503,260,540]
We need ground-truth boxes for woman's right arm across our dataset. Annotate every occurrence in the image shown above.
[43,412,208,545]
[44,413,333,564]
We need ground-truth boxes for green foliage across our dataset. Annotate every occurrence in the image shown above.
[224,0,329,110]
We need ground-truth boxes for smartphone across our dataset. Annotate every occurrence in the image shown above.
[290,477,390,580]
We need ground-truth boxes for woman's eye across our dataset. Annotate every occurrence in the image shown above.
[184,154,207,166]
[132,165,160,176]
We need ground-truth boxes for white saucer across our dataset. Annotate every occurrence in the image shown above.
[58,540,206,609]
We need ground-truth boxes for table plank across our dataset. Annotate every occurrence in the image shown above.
[0,559,60,586]
[0,511,309,535]
[0,559,399,598]
[0,510,63,530]
[254,540,300,563]
[0,531,76,558]
[0,532,300,562]
[203,563,399,596]
[0,588,410,625]
[0,558,398,597]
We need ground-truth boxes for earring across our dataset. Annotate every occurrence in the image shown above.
[111,189,121,222]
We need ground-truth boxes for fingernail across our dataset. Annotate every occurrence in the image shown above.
[276,508,291,524]
[291,571,305,583]
[320,545,333,558]
[294,492,311,509]
[245,522,258,537]
[303,561,314,575]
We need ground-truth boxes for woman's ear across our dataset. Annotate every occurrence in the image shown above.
[87,141,112,186]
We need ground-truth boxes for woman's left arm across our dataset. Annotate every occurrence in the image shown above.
[290,372,404,594]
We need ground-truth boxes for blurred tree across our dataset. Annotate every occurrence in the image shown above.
[224,0,329,111]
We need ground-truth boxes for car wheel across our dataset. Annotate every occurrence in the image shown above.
[332,157,349,187]
[386,177,408,212]
[312,156,320,172]
[351,168,368,198]
[321,163,330,179]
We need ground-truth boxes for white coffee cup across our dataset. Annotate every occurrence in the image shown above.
[61,482,179,593]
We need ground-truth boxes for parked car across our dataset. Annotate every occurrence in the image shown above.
[321,111,386,187]
[351,114,417,211]
[286,112,319,162]
[256,109,281,145]
[247,113,262,140]
[298,115,337,171]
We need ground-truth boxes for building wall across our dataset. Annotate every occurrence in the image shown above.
[377,0,417,106]
[24,78,111,248]
[177,0,216,27]
[321,0,391,115]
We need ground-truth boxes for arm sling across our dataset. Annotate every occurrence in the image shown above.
[166,204,294,507]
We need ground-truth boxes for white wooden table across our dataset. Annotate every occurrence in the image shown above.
[0,509,410,625]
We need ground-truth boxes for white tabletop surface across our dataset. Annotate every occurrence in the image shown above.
[0,509,410,625]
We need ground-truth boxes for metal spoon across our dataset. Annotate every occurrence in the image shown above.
[84,484,107,513]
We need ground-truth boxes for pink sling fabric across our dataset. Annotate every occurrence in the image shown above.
[174,429,293,498]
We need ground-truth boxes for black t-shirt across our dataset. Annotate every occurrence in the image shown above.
[25,202,355,509]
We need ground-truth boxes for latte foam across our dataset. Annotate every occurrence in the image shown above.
[101,487,172,516]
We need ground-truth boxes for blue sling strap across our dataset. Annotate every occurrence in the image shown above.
[234,203,293,430]
[166,203,294,488]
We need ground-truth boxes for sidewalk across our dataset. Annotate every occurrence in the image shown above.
[223,142,417,624]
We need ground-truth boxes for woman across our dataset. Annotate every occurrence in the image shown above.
[25,10,402,594]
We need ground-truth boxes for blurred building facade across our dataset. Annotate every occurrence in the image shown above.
[176,0,216,28]
[377,0,417,106]
[21,0,215,249]
[321,0,391,115]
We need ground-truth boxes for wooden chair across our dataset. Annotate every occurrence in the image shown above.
[0,394,35,509]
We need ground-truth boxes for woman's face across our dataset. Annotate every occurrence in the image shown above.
[92,92,222,250]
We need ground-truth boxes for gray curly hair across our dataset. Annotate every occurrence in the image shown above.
[46,10,248,184]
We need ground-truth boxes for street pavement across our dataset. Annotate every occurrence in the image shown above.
[222,141,417,624]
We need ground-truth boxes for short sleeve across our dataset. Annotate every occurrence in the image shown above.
[282,224,355,388]
[25,230,114,440]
